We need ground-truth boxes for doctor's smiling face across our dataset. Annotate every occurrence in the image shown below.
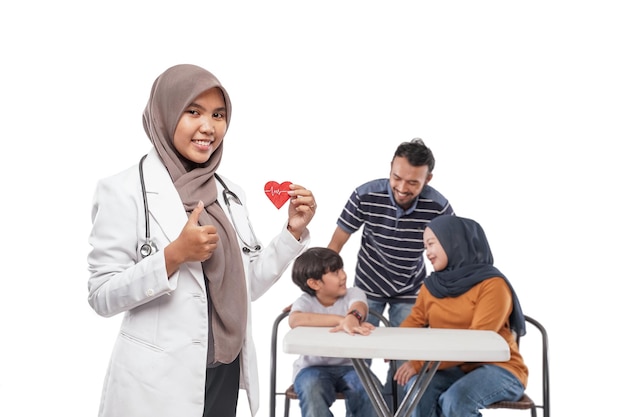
[173,87,227,164]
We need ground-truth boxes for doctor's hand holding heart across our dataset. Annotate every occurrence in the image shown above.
[265,180,316,241]
[87,64,316,417]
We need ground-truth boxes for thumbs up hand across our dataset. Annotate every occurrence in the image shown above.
[164,201,219,276]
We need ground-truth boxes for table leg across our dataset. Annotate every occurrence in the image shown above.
[351,359,392,417]
[351,359,441,417]
[395,361,440,417]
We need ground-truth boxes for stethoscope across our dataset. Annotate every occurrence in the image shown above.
[139,154,261,258]
[139,155,158,258]
[213,173,262,254]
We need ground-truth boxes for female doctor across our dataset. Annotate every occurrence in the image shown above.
[87,64,316,417]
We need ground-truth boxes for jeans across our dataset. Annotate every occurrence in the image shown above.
[294,365,381,417]
[366,299,414,409]
[403,365,525,417]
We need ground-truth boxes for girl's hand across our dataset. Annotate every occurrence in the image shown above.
[394,361,418,386]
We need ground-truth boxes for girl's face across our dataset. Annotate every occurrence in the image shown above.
[173,88,227,164]
[424,227,448,271]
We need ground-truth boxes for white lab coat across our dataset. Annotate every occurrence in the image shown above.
[87,149,309,417]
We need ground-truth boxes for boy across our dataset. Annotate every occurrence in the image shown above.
[289,247,381,417]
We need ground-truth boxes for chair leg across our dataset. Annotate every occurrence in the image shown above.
[283,396,290,417]
[531,405,537,417]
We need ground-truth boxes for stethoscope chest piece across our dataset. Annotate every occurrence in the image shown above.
[140,241,158,258]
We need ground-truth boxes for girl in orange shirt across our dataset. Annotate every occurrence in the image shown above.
[394,215,528,417]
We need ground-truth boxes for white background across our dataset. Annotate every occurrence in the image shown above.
[1,1,624,416]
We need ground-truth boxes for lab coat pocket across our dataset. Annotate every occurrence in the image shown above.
[120,330,164,353]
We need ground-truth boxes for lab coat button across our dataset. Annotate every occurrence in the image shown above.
[146,289,155,296]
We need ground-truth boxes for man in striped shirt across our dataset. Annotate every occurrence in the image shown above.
[327,138,454,407]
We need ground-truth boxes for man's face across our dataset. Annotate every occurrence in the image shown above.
[389,156,432,209]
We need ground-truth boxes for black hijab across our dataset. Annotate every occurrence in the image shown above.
[424,215,526,336]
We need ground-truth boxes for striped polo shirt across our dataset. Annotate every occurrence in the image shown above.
[337,178,454,303]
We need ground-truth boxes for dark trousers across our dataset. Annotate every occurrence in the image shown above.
[203,354,240,417]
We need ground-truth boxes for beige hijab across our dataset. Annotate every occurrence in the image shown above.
[142,64,246,364]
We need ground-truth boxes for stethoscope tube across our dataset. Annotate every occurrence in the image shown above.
[139,154,158,258]
[215,173,262,254]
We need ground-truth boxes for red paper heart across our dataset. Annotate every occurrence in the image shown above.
[264,181,292,209]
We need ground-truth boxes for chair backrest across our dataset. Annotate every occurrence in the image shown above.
[269,306,394,417]
[487,315,550,417]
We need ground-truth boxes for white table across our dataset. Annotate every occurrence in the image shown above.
[283,326,510,417]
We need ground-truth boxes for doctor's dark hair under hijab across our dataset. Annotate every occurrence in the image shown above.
[424,215,526,337]
[292,247,344,296]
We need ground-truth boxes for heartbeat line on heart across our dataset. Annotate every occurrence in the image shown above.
[264,186,290,196]
[264,181,292,209]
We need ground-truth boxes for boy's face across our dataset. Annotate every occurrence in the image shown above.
[389,156,432,209]
[308,268,348,300]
